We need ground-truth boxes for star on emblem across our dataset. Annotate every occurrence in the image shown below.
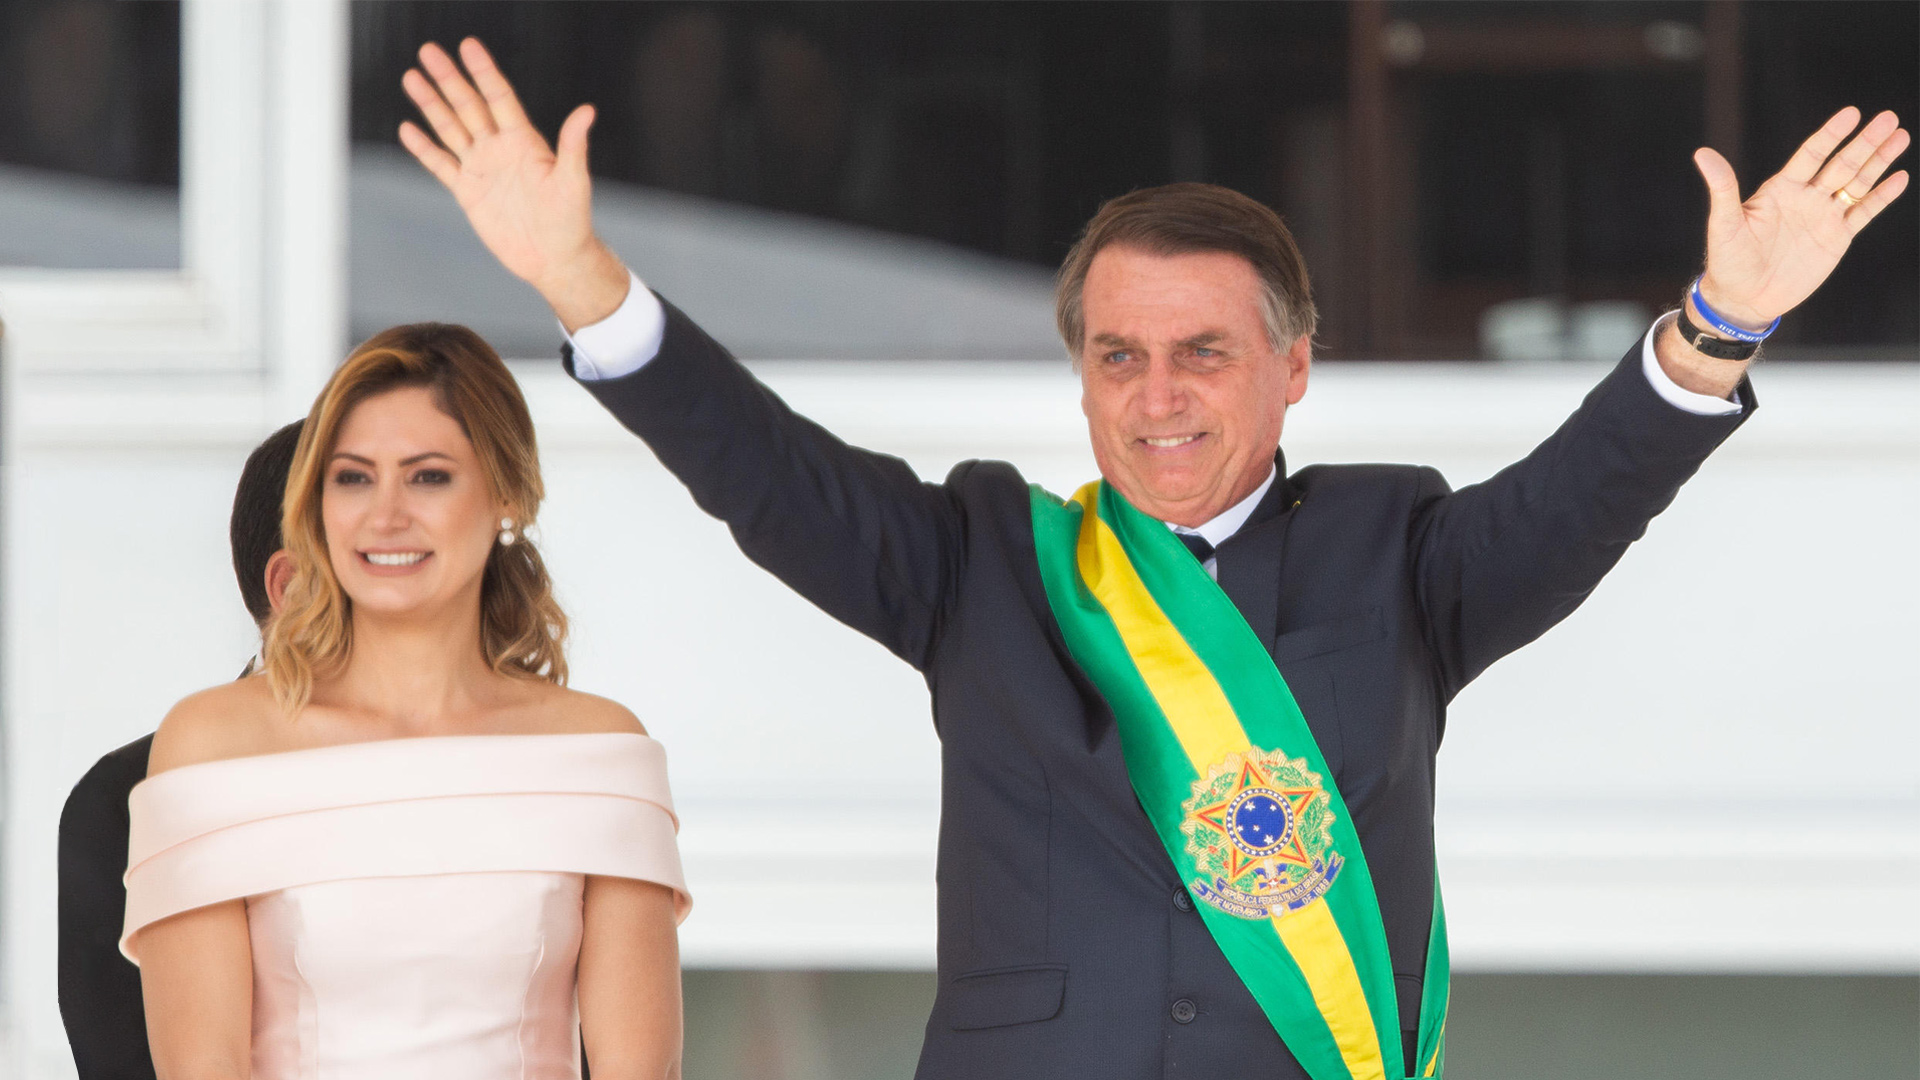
[1187,755,1321,887]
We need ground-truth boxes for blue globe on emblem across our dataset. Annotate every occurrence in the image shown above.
[1228,788,1294,857]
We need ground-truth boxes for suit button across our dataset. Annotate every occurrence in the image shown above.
[1172,887,1194,912]
[1170,998,1198,1024]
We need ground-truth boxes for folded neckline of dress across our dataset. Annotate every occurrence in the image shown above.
[129,732,677,861]
[136,730,660,785]
[120,731,693,959]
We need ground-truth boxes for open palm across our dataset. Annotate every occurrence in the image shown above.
[399,39,602,298]
[1697,107,1909,327]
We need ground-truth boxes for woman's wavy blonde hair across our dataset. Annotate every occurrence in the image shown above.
[263,323,568,714]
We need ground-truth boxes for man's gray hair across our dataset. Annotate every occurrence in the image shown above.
[1055,183,1317,359]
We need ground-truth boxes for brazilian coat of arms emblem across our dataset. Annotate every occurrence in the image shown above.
[1180,747,1343,920]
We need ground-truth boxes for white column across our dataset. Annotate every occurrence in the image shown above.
[264,0,350,422]
[180,0,267,361]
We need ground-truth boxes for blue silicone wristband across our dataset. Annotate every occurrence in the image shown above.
[1689,278,1780,342]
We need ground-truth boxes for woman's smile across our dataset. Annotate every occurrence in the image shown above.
[358,549,434,574]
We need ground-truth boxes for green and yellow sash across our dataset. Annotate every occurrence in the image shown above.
[1030,480,1449,1080]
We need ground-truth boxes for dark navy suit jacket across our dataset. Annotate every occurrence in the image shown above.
[59,735,158,1080]
[571,298,1752,1079]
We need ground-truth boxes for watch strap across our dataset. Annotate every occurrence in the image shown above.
[1676,308,1761,361]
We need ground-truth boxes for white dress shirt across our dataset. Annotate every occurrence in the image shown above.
[564,272,1746,567]
[1166,470,1277,580]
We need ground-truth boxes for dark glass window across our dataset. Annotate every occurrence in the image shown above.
[0,0,181,269]
[350,1,1915,359]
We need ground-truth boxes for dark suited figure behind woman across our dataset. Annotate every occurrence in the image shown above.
[58,420,302,1079]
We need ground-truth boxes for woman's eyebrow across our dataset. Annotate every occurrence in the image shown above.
[327,451,455,466]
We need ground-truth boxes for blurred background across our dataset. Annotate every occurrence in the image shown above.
[1,2,1915,1078]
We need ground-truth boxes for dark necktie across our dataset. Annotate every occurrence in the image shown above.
[1176,532,1215,564]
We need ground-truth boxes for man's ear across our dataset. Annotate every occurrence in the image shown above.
[264,550,295,614]
[1283,333,1312,406]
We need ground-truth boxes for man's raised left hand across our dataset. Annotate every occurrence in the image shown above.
[1694,107,1909,329]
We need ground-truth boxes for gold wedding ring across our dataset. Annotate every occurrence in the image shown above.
[1832,188,1864,207]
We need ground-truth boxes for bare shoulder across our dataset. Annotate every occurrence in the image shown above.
[538,685,650,737]
[146,676,283,777]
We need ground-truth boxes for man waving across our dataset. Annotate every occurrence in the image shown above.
[400,37,1905,1080]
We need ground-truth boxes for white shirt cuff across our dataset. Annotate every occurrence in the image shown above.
[563,271,666,381]
[1641,312,1744,416]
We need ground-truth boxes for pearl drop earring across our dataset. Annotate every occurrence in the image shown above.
[498,516,516,546]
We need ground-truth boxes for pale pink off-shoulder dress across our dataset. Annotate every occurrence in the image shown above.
[121,732,690,1080]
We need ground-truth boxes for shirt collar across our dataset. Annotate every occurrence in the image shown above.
[1165,465,1278,550]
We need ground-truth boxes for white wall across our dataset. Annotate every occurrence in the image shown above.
[6,358,1916,1075]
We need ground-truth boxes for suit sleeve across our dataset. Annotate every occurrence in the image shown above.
[59,737,158,1080]
[1410,346,1754,701]
[567,295,962,671]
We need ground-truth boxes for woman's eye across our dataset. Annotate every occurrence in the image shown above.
[332,469,370,486]
[412,469,452,485]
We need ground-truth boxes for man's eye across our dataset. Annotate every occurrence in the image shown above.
[1194,347,1218,358]
[412,469,452,485]
[1105,351,1133,364]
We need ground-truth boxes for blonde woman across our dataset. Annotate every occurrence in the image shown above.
[121,325,687,1079]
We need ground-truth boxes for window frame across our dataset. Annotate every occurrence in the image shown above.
[0,0,347,412]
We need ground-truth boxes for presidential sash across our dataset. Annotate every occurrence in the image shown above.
[1030,480,1449,1080]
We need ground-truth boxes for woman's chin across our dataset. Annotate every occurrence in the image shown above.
[340,584,447,621]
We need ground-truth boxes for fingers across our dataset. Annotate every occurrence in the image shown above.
[1781,106,1861,184]
[417,41,498,141]
[1812,110,1904,194]
[398,121,460,189]
[1834,121,1911,201]
[1846,169,1910,233]
[402,67,471,153]
[458,37,532,133]
[556,104,596,175]
[1692,147,1744,234]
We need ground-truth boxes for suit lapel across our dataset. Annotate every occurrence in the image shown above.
[1214,451,1297,656]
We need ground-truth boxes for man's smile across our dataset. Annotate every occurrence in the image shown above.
[1139,433,1209,451]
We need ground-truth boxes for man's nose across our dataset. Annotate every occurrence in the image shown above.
[1139,354,1187,418]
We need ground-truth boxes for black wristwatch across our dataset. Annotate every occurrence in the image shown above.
[1676,308,1761,361]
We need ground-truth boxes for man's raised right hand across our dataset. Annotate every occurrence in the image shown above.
[399,37,629,332]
